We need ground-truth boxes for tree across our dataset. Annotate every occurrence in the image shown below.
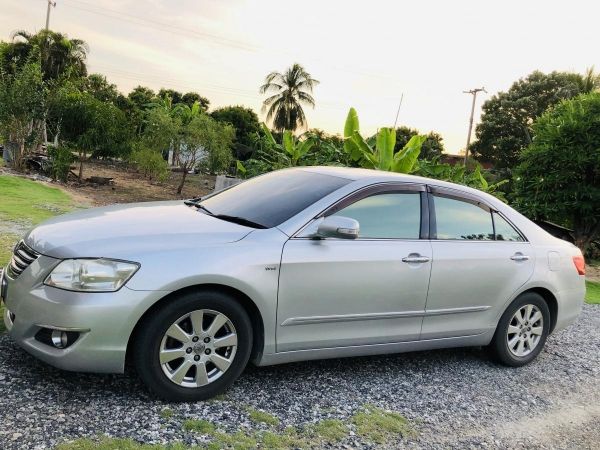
[9,30,88,81]
[0,58,46,169]
[513,93,600,253]
[471,70,599,169]
[126,86,156,135]
[128,86,155,109]
[181,92,210,111]
[394,126,444,160]
[82,73,119,103]
[260,63,318,132]
[211,105,261,159]
[158,88,183,105]
[176,114,234,194]
[55,90,132,179]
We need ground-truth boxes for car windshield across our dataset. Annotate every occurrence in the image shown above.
[197,170,351,228]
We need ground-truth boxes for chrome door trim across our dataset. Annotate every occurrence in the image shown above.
[280,305,491,326]
[424,305,491,316]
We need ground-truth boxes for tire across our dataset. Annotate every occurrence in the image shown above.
[490,292,550,367]
[133,290,253,402]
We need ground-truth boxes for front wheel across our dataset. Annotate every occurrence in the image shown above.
[490,292,550,367]
[133,290,253,401]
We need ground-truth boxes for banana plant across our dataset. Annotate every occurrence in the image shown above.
[261,123,314,166]
[343,108,426,173]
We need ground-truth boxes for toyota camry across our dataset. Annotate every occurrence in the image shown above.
[1,167,586,401]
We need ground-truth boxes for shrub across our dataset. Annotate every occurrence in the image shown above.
[47,146,75,182]
[129,146,169,182]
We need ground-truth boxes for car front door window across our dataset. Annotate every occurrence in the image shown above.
[331,192,421,239]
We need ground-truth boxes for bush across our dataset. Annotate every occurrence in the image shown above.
[129,147,169,182]
[514,92,600,253]
[47,146,75,182]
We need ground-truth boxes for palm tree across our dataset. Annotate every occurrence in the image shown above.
[260,63,319,132]
[11,29,88,80]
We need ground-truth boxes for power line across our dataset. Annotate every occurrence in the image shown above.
[92,64,350,112]
[63,0,258,52]
[61,0,404,83]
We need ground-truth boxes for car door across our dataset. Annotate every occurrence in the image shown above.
[421,187,535,340]
[277,184,433,352]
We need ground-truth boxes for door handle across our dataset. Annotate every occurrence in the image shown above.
[510,253,530,262]
[402,254,430,264]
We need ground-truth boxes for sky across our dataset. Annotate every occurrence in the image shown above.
[1,0,599,154]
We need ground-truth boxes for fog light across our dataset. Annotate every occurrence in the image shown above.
[51,330,68,349]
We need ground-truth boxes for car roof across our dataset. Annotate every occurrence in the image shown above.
[297,166,467,189]
[295,166,509,208]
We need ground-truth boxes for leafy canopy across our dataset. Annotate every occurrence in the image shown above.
[260,63,319,132]
[514,92,600,252]
[471,70,599,168]
[343,107,426,173]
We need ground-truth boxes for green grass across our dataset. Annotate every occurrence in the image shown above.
[246,407,280,426]
[309,418,348,442]
[586,280,600,305]
[0,174,77,333]
[56,437,188,450]
[0,174,74,225]
[160,408,174,419]
[182,419,215,434]
[351,405,416,444]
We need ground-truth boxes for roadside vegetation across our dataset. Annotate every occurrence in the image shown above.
[2,28,598,259]
[57,404,416,449]
[586,281,600,305]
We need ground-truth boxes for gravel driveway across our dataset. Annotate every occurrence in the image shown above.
[1,305,598,450]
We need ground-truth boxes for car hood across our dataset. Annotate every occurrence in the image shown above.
[24,201,254,259]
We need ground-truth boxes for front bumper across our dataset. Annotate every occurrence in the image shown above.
[2,257,169,374]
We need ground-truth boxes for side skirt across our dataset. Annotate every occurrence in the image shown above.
[256,330,495,367]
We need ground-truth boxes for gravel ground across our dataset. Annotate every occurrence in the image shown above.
[0,305,598,450]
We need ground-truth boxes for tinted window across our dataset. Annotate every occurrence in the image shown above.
[200,170,350,228]
[332,192,421,239]
[494,212,524,241]
[434,196,493,240]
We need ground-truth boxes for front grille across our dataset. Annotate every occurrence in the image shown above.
[7,241,40,278]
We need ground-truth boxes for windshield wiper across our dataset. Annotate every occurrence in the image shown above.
[213,214,268,229]
[184,199,214,215]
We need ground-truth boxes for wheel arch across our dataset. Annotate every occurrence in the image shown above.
[126,283,265,368]
[517,287,558,333]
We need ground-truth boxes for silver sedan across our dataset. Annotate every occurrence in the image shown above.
[1,167,586,401]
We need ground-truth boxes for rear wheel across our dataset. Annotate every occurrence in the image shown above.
[490,292,550,367]
[134,290,252,401]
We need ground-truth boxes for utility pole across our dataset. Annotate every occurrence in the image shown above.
[45,0,56,30]
[463,87,486,165]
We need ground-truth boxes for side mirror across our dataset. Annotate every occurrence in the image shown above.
[315,216,360,239]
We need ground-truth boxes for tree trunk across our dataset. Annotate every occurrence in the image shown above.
[177,168,188,195]
[78,150,85,181]
[573,218,600,256]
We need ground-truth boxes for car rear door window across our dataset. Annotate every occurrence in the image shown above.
[493,212,524,241]
[434,195,494,240]
[332,192,421,239]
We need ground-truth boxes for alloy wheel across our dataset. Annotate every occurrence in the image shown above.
[506,304,544,357]
[159,309,238,388]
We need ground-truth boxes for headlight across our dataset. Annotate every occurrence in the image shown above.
[44,259,140,292]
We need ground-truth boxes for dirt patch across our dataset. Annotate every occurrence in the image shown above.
[61,160,216,207]
[586,264,600,282]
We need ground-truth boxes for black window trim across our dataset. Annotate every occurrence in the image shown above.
[426,185,528,242]
[292,182,429,240]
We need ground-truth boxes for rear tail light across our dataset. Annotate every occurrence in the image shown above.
[572,255,585,275]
